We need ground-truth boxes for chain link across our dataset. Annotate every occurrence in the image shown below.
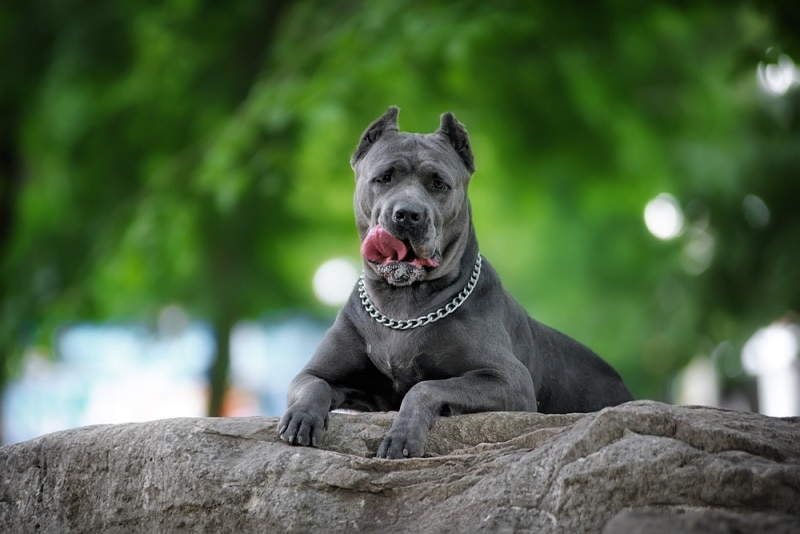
[358,254,482,330]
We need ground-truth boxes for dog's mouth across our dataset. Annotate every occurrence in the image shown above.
[361,225,440,271]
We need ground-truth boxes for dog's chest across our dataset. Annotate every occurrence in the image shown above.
[365,333,431,392]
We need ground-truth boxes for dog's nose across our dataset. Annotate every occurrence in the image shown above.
[392,202,427,230]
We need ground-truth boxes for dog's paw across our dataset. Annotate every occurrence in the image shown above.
[375,423,427,459]
[278,407,326,448]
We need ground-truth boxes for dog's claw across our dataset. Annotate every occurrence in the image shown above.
[376,431,423,459]
[278,407,324,448]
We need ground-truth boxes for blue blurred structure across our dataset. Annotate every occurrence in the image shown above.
[2,315,326,445]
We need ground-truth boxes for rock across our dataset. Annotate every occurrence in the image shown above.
[1,401,798,533]
[603,507,800,534]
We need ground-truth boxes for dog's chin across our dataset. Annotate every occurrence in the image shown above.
[370,261,430,286]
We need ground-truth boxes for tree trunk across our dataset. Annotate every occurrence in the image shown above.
[207,315,234,417]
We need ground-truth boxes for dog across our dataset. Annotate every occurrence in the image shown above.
[279,106,633,459]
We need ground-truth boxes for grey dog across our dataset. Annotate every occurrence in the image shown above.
[279,106,633,459]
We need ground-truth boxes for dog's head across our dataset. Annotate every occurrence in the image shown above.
[351,106,475,286]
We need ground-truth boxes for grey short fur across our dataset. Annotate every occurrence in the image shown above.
[279,107,633,459]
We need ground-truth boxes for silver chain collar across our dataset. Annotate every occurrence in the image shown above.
[358,254,482,330]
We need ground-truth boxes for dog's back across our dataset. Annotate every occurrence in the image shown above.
[524,317,633,413]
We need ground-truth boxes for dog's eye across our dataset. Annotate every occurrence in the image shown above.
[432,177,449,191]
[374,170,393,184]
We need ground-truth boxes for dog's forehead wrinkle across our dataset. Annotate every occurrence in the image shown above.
[422,137,467,174]
[363,131,446,162]
[361,140,413,174]
[379,158,411,175]
[383,159,457,184]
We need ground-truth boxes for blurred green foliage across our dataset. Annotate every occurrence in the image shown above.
[1,1,798,411]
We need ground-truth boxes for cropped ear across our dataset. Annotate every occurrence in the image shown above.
[436,112,475,174]
[351,106,400,167]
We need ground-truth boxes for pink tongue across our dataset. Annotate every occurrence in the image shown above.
[361,225,409,265]
[361,225,440,268]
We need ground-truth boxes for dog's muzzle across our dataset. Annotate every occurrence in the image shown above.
[361,225,440,285]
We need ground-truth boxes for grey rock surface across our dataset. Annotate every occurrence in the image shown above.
[1,400,798,533]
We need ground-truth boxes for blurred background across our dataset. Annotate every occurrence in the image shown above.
[2,1,799,445]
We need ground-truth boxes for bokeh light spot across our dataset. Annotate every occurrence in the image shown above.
[644,193,684,240]
[756,54,799,96]
[313,258,360,306]
[742,194,770,229]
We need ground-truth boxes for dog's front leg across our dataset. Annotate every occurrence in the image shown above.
[279,309,378,448]
[278,372,333,447]
[376,369,535,459]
